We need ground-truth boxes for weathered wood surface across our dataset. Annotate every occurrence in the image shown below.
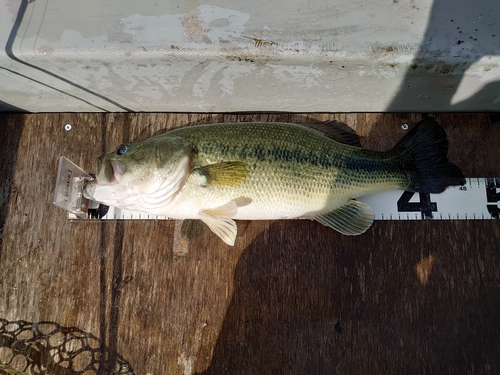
[0,113,499,375]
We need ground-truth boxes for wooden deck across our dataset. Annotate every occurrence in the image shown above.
[1,113,499,374]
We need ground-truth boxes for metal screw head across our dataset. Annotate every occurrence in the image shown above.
[64,124,72,131]
[401,123,409,131]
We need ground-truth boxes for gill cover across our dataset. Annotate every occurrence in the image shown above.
[84,135,194,208]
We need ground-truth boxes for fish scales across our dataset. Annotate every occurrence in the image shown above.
[172,122,389,177]
[83,119,465,245]
[156,122,405,227]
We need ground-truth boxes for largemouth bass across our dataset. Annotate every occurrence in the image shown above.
[83,118,465,245]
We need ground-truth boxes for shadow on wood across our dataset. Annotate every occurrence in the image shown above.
[0,114,24,262]
[199,219,500,374]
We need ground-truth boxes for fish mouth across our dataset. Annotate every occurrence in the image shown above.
[96,157,127,185]
[82,179,97,200]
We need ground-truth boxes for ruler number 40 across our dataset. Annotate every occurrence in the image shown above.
[397,192,437,219]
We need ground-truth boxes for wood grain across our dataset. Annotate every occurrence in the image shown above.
[0,113,499,374]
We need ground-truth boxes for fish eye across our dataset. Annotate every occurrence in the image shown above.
[116,144,129,155]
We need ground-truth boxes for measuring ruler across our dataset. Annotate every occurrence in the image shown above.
[53,157,500,221]
[358,178,499,220]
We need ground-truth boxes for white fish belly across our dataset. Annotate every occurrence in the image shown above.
[231,203,312,220]
[169,180,343,221]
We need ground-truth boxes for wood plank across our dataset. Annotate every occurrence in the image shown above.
[0,113,499,374]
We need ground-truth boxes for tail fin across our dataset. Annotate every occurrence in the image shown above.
[393,118,465,193]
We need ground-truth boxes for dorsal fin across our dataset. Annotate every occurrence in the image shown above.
[299,121,362,147]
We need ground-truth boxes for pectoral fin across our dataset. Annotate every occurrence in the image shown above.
[313,199,374,235]
[194,162,249,187]
[200,201,238,246]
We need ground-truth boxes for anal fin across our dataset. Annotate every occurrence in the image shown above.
[313,199,374,235]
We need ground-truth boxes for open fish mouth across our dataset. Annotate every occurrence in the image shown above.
[96,157,127,185]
